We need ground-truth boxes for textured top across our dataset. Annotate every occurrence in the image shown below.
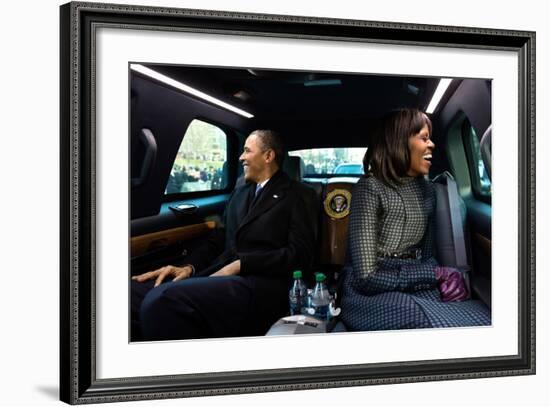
[347,175,438,295]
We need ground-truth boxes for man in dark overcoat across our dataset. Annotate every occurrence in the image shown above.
[131,130,315,341]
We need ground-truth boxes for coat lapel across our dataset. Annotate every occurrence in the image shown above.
[235,182,255,224]
[237,171,289,234]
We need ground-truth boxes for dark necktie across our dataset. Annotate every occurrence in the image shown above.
[249,184,262,210]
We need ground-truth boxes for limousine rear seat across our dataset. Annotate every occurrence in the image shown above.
[267,171,488,335]
[284,158,359,288]
[433,171,490,308]
[283,156,321,267]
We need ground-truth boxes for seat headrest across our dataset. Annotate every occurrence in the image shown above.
[480,125,491,180]
[283,155,304,182]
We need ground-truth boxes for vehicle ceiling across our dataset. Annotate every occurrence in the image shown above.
[142,63,442,150]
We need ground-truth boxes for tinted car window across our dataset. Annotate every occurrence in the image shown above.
[165,119,228,194]
[290,148,366,176]
[464,124,491,197]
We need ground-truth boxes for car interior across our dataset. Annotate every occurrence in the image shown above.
[129,63,492,335]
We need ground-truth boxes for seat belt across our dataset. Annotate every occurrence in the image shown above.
[432,171,472,299]
[444,173,468,269]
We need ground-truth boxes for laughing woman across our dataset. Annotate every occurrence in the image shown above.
[340,108,491,331]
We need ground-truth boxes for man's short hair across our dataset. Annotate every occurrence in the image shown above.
[250,129,285,168]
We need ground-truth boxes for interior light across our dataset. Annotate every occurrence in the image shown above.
[130,64,254,119]
[233,90,251,102]
[426,78,453,114]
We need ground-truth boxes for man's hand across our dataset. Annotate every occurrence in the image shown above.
[132,265,193,287]
[209,260,241,277]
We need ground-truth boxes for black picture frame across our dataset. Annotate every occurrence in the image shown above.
[60,1,536,404]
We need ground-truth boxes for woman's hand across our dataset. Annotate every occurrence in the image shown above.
[132,265,193,287]
[434,266,469,302]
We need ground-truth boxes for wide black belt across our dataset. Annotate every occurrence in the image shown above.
[377,248,422,260]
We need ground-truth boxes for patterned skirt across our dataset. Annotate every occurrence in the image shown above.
[339,258,491,331]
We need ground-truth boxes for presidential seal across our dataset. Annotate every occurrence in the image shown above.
[323,189,351,219]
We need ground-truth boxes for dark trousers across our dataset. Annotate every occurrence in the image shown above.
[131,276,286,341]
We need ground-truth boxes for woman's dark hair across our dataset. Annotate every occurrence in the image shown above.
[363,108,432,186]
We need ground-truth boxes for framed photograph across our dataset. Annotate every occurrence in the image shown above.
[60,1,535,404]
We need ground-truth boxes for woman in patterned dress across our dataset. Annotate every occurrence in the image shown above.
[340,108,491,331]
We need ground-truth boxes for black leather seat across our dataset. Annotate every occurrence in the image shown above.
[282,155,304,182]
[432,172,490,308]
[283,156,320,268]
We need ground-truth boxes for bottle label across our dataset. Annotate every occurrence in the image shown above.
[313,304,330,320]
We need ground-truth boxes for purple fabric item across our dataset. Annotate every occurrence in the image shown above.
[434,266,469,302]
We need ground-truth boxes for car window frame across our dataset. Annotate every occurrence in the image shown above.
[161,116,239,202]
[461,119,492,205]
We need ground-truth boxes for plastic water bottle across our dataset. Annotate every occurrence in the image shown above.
[311,273,331,321]
[289,270,308,315]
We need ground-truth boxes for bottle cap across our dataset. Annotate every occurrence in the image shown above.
[293,270,303,279]
[315,273,326,282]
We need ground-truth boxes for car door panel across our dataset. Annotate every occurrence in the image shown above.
[130,194,230,274]
[465,199,491,307]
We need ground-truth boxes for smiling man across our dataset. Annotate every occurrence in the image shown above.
[131,130,315,341]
